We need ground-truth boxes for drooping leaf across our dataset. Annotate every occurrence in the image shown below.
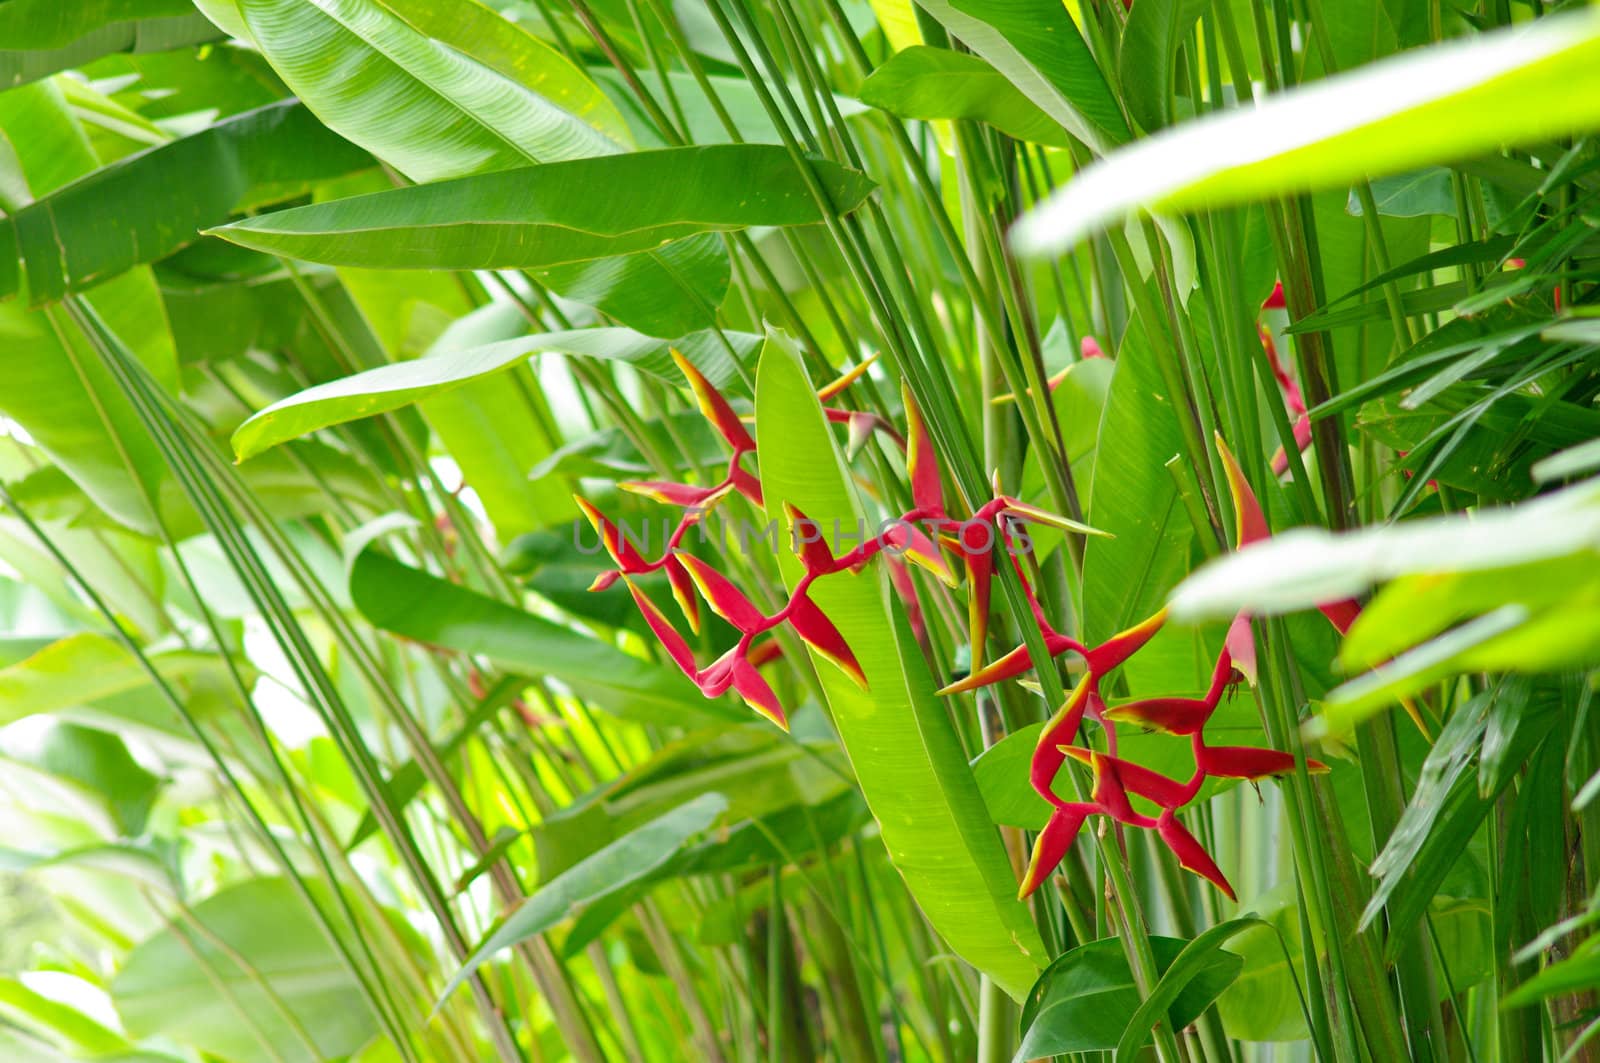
[348,549,740,724]
[208,145,876,272]
[1014,9,1600,254]
[233,0,628,181]
[755,328,1045,1000]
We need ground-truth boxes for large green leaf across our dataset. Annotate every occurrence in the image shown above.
[2,98,374,304]
[0,0,221,89]
[208,145,875,271]
[1016,935,1241,1060]
[233,0,627,182]
[754,328,1044,1000]
[437,792,728,1007]
[213,0,741,334]
[0,80,177,533]
[1014,9,1600,254]
[857,46,1070,147]
[349,549,741,724]
[111,877,381,1063]
[910,0,1127,149]
[232,321,760,461]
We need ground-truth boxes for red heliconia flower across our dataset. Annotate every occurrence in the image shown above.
[624,578,697,679]
[1082,749,1157,828]
[1103,640,1235,736]
[576,496,653,576]
[981,432,1372,902]
[1081,335,1106,360]
[1062,745,1196,810]
[1084,608,1167,674]
[618,479,726,509]
[1031,678,1097,800]
[672,350,754,453]
[729,466,764,507]
[1195,743,1329,781]
[787,591,867,687]
[902,381,945,515]
[677,553,767,634]
[1157,808,1236,901]
[881,520,957,586]
[784,502,840,576]
[728,653,786,730]
[1262,279,1287,311]
[1018,803,1091,899]
[961,538,995,671]
[662,555,702,634]
[938,606,1162,698]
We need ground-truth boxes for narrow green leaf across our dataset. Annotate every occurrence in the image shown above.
[1115,920,1256,1061]
[348,549,740,724]
[436,793,728,1009]
[231,324,759,461]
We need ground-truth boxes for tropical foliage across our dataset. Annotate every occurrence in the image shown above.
[0,0,1599,1060]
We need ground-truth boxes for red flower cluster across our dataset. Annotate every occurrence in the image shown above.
[577,348,1352,903]
[956,435,1357,902]
[578,352,1097,732]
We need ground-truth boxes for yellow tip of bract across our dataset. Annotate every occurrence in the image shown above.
[815,353,878,401]
[1214,432,1269,546]
[1002,498,1111,539]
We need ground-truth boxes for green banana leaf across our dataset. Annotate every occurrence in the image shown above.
[0,0,221,89]
[208,145,876,271]
[2,99,374,304]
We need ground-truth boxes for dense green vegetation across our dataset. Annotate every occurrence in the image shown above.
[1,0,1600,1060]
